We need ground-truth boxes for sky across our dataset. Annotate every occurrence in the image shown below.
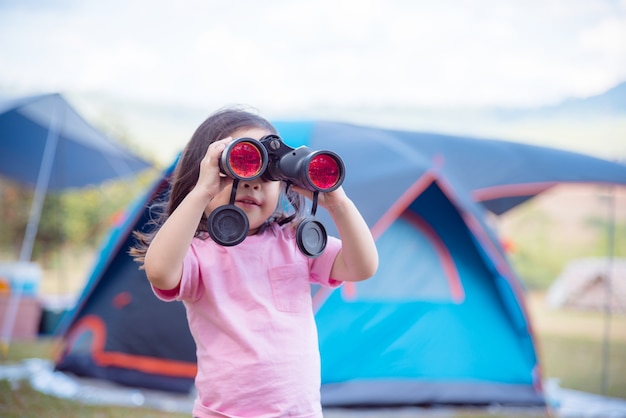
[1,0,626,112]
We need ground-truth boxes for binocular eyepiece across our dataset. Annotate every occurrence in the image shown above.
[208,135,345,257]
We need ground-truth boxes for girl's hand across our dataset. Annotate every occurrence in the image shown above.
[293,183,378,282]
[195,137,235,201]
[290,185,349,213]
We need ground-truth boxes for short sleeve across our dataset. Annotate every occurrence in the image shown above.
[152,283,180,301]
[151,242,203,302]
[310,235,342,288]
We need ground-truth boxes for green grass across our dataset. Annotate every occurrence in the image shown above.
[0,337,189,418]
[2,337,60,362]
[0,380,186,418]
[538,334,626,398]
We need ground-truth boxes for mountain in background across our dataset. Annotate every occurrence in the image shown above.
[13,80,623,165]
[546,81,626,115]
[493,82,626,120]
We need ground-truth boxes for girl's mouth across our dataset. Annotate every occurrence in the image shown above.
[236,197,261,206]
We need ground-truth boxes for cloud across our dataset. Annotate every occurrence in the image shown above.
[0,0,625,109]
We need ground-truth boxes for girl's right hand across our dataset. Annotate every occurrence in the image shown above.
[195,137,235,202]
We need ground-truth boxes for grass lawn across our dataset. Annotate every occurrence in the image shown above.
[540,335,626,397]
[0,379,187,418]
[528,291,626,398]
[0,338,190,418]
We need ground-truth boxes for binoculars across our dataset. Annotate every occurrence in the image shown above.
[207,134,345,257]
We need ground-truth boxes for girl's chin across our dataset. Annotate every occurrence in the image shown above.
[247,226,261,236]
[245,218,265,234]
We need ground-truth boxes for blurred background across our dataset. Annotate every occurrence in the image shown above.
[1,1,625,416]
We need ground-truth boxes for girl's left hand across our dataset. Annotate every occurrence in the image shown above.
[291,185,348,212]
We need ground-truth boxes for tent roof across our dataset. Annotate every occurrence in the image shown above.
[0,93,152,190]
[274,121,626,217]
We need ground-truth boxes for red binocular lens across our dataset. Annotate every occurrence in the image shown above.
[220,138,268,180]
[306,152,343,191]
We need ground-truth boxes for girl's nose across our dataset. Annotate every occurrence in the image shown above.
[242,180,260,190]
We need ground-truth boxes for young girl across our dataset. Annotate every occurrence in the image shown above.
[131,107,378,418]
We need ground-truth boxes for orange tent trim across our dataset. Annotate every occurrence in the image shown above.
[66,315,197,379]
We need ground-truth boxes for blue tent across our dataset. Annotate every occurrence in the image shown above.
[55,121,626,407]
[0,92,152,350]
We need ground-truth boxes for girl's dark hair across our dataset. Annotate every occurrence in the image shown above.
[130,106,305,265]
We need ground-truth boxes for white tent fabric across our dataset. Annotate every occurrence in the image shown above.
[547,258,626,312]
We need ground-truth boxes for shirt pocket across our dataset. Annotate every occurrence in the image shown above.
[269,264,310,313]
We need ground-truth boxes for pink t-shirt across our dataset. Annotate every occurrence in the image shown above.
[153,222,342,418]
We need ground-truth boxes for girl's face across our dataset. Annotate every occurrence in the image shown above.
[206,126,282,235]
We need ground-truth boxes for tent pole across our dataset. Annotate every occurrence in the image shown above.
[600,184,616,396]
[0,102,62,356]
